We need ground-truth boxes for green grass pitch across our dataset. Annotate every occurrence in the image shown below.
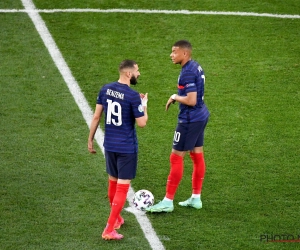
[1,1,299,249]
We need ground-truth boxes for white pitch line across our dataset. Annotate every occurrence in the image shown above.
[20,1,165,249]
[1,8,300,19]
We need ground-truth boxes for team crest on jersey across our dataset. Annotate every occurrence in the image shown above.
[138,104,143,112]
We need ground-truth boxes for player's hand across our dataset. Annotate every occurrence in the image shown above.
[88,140,96,154]
[165,94,176,111]
[141,93,148,107]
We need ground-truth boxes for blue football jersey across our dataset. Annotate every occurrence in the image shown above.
[177,60,210,123]
[97,82,144,153]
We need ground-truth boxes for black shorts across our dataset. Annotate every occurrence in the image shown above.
[172,118,209,151]
[105,150,138,180]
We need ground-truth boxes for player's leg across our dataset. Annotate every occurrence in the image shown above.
[178,148,204,209]
[103,180,130,239]
[102,153,137,239]
[104,151,124,227]
[166,150,185,200]
[108,176,117,207]
[107,175,124,229]
[146,150,185,212]
[105,152,118,206]
[179,118,208,209]
[102,151,123,240]
[147,124,191,213]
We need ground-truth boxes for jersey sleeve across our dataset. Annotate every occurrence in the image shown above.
[96,88,104,105]
[180,70,197,93]
[131,92,144,118]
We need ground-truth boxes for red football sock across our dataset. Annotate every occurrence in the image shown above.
[108,179,117,205]
[190,152,206,194]
[106,183,129,232]
[166,153,183,200]
[108,179,123,222]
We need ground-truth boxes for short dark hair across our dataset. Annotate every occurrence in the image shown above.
[119,59,137,71]
[173,40,192,50]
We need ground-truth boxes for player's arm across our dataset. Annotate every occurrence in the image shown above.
[136,109,148,128]
[173,92,197,106]
[88,104,103,153]
[136,93,148,128]
[166,92,197,111]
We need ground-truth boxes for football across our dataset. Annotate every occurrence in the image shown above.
[132,189,154,211]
